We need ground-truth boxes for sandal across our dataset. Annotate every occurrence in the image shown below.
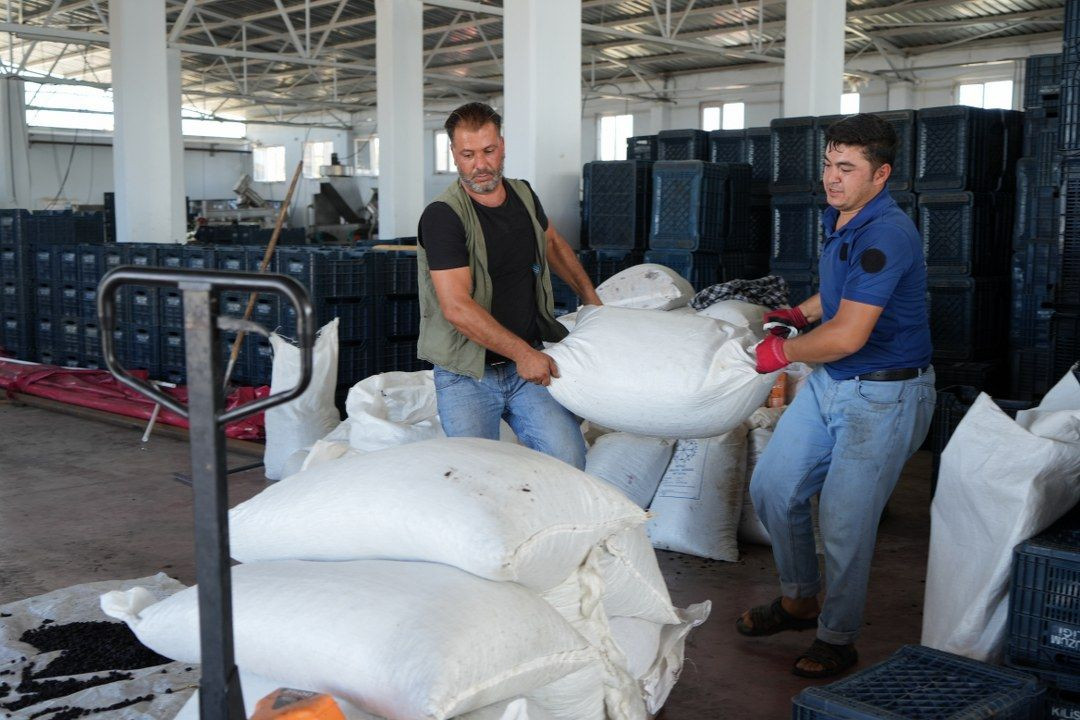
[735,597,819,637]
[792,639,858,678]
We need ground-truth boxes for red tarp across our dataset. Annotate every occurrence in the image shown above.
[0,359,268,441]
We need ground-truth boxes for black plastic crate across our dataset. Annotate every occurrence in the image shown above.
[252,293,279,333]
[657,129,708,161]
[57,284,79,318]
[550,273,579,314]
[34,315,56,352]
[214,246,249,272]
[56,316,80,356]
[932,360,1005,395]
[719,251,770,283]
[56,246,80,284]
[385,296,421,337]
[81,321,102,367]
[1057,160,1080,305]
[0,244,26,283]
[1,313,31,360]
[1022,107,1060,166]
[160,288,183,328]
[1011,240,1060,347]
[770,193,818,272]
[337,341,377,384]
[590,248,642,286]
[373,248,417,296]
[1014,158,1040,247]
[1046,688,1080,719]
[31,244,53,282]
[813,113,849,183]
[1000,109,1025,193]
[1011,347,1057,401]
[626,135,657,161]
[77,243,125,286]
[915,105,1005,192]
[774,272,817,307]
[1061,59,1080,151]
[927,276,1010,360]
[642,249,719,292]
[128,286,160,326]
[1026,53,1063,110]
[79,284,100,323]
[332,251,384,297]
[792,644,1044,720]
[707,129,747,164]
[278,247,340,300]
[770,116,817,193]
[128,326,161,378]
[325,297,380,342]
[248,337,273,386]
[746,127,772,190]
[378,337,429,374]
[918,191,1010,276]
[161,328,186,380]
[1052,312,1080,382]
[928,385,1034,454]
[650,161,750,252]
[584,160,653,250]
[0,280,29,316]
[127,244,158,268]
[0,209,30,246]
[158,245,184,269]
[181,244,215,270]
[746,195,771,255]
[878,109,917,191]
[34,282,57,317]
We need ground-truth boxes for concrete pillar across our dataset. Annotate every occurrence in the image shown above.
[0,77,31,209]
[783,0,845,117]
[504,0,581,244]
[650,104,672,134]
[110,0,185,244]
[888,80,915,110]
[375,0,424,240]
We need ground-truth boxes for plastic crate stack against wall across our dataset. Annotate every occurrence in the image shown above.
[1056,10,1080,399]
[769,117,819,304]
[914,105,1020,395]
[0,210,32,361]
[374,241,430,382]
[645,159,750,291]
[791,644,1044,720]
[1006,507,1080,714]
[707,127,772,281]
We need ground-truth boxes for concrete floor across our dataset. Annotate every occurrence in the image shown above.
[0,398,933,719]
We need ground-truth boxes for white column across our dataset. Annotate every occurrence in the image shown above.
[505,0,582,244]
[650,104,671,134]
[783,0,845,117]
[375,0,424,240]
[0,77,31,209]
[888,80,915,110]
[110,0,185,244]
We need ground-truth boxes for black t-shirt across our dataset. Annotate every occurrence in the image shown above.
[418,180,549,362]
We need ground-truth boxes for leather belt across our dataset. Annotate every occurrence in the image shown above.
[854,366,929,382]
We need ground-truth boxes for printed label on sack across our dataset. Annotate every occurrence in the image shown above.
[1048,623,1080,652]
[656,440,705,500]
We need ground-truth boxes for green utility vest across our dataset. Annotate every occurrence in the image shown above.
[417,178,568,380]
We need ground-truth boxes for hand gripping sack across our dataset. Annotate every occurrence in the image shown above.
[101,560,597,720]
[595,264,695,311]
[263,318,341,480]
[230,437,646,590]
[585,433,674,508]
[545,306,777,438]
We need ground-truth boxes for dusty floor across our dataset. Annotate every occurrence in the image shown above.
[0,398,933,719]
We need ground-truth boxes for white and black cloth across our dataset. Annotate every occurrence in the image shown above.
[690,275,793,311]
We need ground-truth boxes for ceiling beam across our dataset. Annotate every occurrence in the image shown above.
[581,23,782,63]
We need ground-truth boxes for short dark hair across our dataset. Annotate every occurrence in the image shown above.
[824,113,897,170]
[445,102,502,144]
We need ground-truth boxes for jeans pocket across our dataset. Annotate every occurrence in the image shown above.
[856,380,905,405]
[433,367,467,390]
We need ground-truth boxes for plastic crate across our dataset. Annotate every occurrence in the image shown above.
[378,337,430,374]
[248,337,273,386]
[774,272,817,307]
[878,109,917,191]
[642,249,720,292]
[332,251,385,297]
[915,105,1006,192]
[385,296,421,337]
[770,116,817,193]
[1,313,31,360]
[128,326,161,378]
[928,385,1034,454]
[707,129,747,165]
[0,279,30,317]
[57,284,79,318]
[918,191,1009,276]
[1026,53,1063,110]
[158,246,184,269]
[927,277,1010,360]
[77,243,124,286]
[278,247,340,300]
[0,209,30,246]
[79,284,100,323]
[128,286,160,326]
[252,293,279,334]
[889,191,917,227]
[746,127,772,190]
[656,129,708,161]
[720,251,770,282]
[1022,107,1060,171]
[160,288,183,328]
[1061,59,1080,151]
[746,195,772,255]
[34,282,56,317]
[1057,160,1080,306]
[1046,688,1080,719]
[214,246,249,272]
[127,244,158,268]
[56,246,80,284]
[34,315,55,351]
[1011,240,1060,348]
[932,360,1005,395]
[56,316,80,356]
[324,298,379,342]
[770,193,818,272]
[550,273,579,314]
[584,160,653,250]
[589,248,643,286]
[792,644,1044,720]
[626,135,657,161]
[181,244,215,270]
[1011,347,1056,401]
[650,161,750,252]
[1052,313,1080,382]
[1000,110,1025,193]
[337,340,378,384]
[814,113,850,183]
[81,321,102,366]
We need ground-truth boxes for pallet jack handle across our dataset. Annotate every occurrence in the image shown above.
[98,266,315,720]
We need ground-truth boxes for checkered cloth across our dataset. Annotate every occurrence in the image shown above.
[690,275,792,311]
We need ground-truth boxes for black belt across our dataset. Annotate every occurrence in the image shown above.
[854,366,929,382]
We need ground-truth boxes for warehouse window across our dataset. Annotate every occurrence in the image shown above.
[24,81,113,131]
[841,92,860,115]
[702,102,745,131]
[303,140,335,179]
[598,114,633,160]
[434,130,457,173]
[957,80,1014,109]
[355,136,379,176]
[253,146,286,183]
[182,114,246,139]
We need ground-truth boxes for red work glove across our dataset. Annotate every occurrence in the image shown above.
[755,334,790,374]
[763,306,808,337]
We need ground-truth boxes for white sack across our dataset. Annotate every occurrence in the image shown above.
[546,306,776,438]
[345,370,444,451]
[586,433,675,508]
[609,617,662,680]
[599,526,681,625]
[738,427,774,547]
[263,318,340,480]
[640,603,711,714]
[596,264,694,311]
[230,437,645,590]
[101,560,597,720]
[647,430,747,562]
[696,300,768,335]
[300,419,358,472]
[922,370,1080,663]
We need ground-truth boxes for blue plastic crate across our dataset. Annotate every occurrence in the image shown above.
[927,385,1034,454]
[182,244,215,270]
[158,246,184,269]
[0,280,26,316]
[590,248,643,286]
[337,340,377,383]
[127,244,158,268]
[708,129,747,165]
[326,297,380,342]
[248,337,273,386]
[378,336,429,374]
[1060,57,1080,151]
[0,209,30,246]
[77,243,123,286]
[253,293,279,333]
[1046,688,1080,719]
[793,644,1044,720]
[0,313,31,360]
[31,244,53,282]
[278,247,340,299]
[720,251,770,282]
[927,276,1010,360]
[746,196,772,255]
[643,249,719,292]
[1011,347,1056,401]
[1000,110,1025,193]
[770,193,818,272]
[814,113,850,182]
[34,315,56,350]
[57,284,80,318]
[214,246,249,272]
[650,161,750,252]
[585,160,653,250]
[1011,240,1060,347]
[35,282,57,316]
[128,326,161,378]
[918,191,1009,276]
[626,135,657,161]
[879,110,917,191]
[657,129,708,161]
[386,296,421,337]
[128,286,160,326]
[370,248,416,296]
[890,191,917,227]
[915,106,1007,192]
[770,116,817,193]
[746,126,772,190]
[0,244,26,283]
[932,361,1005,395]
[774,271,817,307]
[160,288,183,328]
[56,316,80,356]
[56,245,80,284]
[1022,107,1060,168]
[1026,54,1063,110]
[1058,161,1080,307]
[550,274,579,313]
[82,320,102,367]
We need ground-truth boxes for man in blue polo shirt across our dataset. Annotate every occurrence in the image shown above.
[734,114,935,678]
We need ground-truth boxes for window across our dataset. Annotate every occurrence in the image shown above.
[598,114,633,161]
[182,114,246,139]
[957,80,1014,109]
[702,102,745,131]
[435,130,457,174]
[25,82,113,131]
[841,92,860,115]
[303,140,335,179]
[355,136,379,176]
[253,146,286,183]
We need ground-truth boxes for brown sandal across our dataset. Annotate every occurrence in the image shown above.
[792,639,858,678]
[735,597,819,637]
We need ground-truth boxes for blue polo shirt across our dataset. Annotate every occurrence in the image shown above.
[818,189,932,380]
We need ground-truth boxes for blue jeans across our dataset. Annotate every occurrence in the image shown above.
[750,365,935,645]
[433,364,587,470]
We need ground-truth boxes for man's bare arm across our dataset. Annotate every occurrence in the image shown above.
[782,298,883,364]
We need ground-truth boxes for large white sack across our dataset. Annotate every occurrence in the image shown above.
[345,370,444,451]
[922,370,1080,663]
[263,318,340,480]
[641,603,711,714]
[596,264,694,311]
[586,433,675,508]
[546,306,776,438]
[738,427,774,547]
[647,430,747,562]
[609,617,662,681]
[101,560,597,720]
[598,526,681,625]
[696,299,768,336]
[230,437,645,590]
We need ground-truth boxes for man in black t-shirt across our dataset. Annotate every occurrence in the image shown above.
[416,102,599,469]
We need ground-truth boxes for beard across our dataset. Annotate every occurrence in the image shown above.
[459,161,504,194]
